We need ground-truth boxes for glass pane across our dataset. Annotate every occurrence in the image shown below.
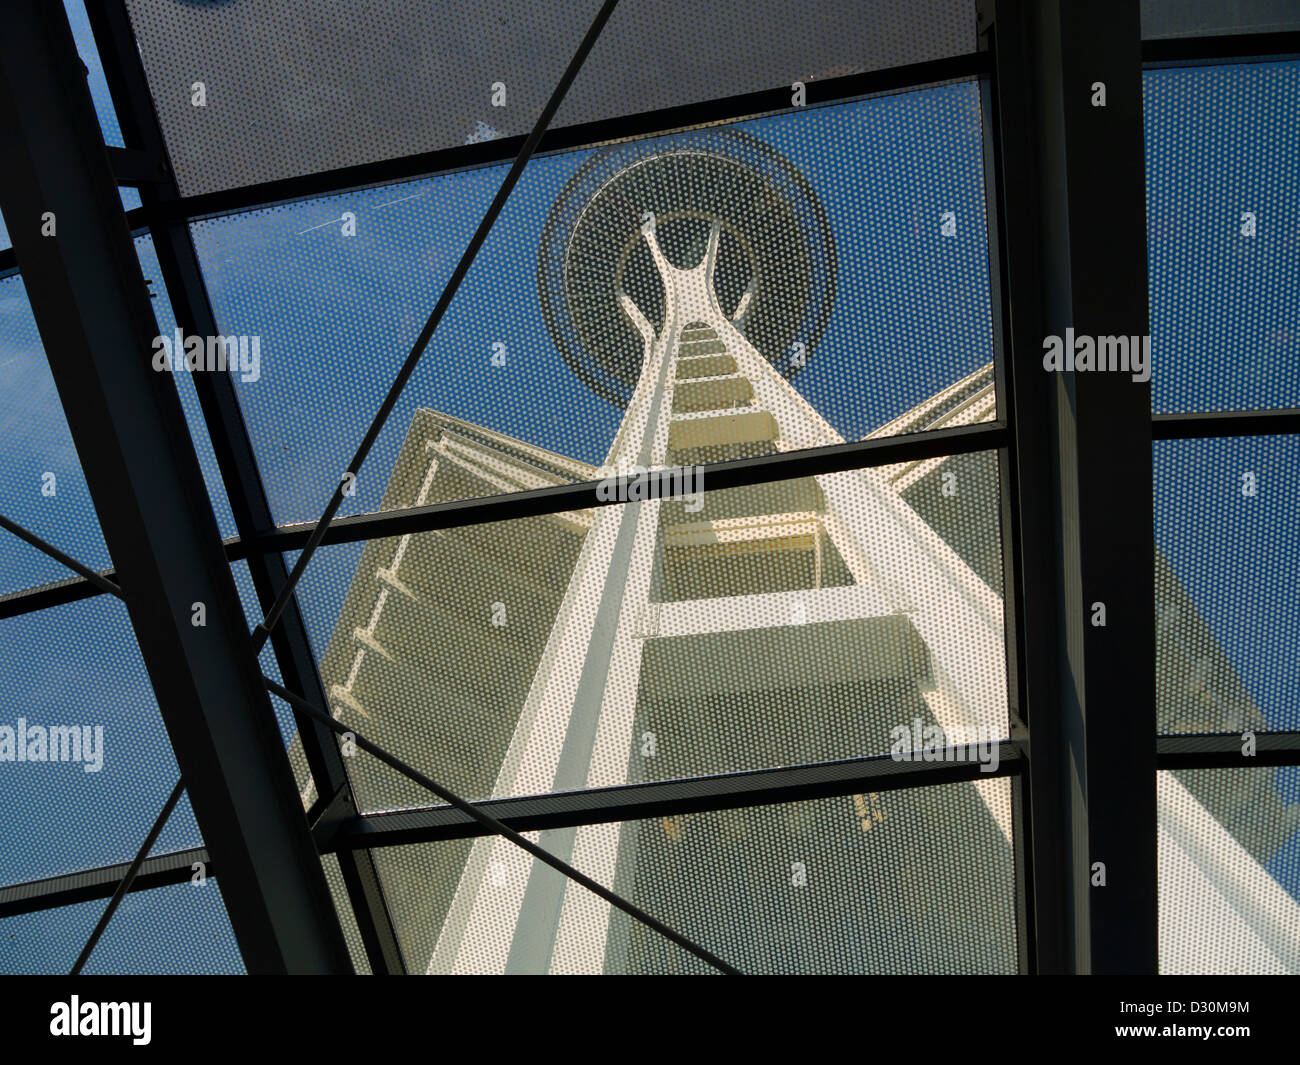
[0,235,230,599]
[0,879,244,975]
[0,596,202,888]
[1145,60,1300,414]
[125,0,978,197]
[1155,436,1300,734]
[0,275,111,595]
[194,84,993,527]
[374,780,1016,974]
[288,449,1007,813]
[1159,766,1300,974]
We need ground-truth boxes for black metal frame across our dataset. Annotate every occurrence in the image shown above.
[0,0,350,974]
[1,0,1297,976]
[80,0,407,976]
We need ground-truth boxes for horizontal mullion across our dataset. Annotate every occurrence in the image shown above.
[1157,730,1300,770]
[1152,407,1300,439]
[12,728,1290,914]
[256,422,1006,551]
[321,743,1023,852]
[0,534,246,618]
[152,52,988,224]
[1,422,1004,618]
[1142,29,1300,67]
[0,846,210,918]
[0,571,113,618]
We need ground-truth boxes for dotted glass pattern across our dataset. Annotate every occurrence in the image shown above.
[286,450,1007,815]
[1154,436,1300,734]
[0,236,240,600]
[192,85,993,528]
[1145,61,1300,414]
[123,0,976,198]
[373,781,1016,975]
[0,596,204,888]
[0,275,112,596]
[1159,766,1300,974]
[0,879,244,975]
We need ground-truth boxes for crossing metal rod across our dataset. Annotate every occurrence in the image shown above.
[0,512,124,599]
[71,778,186,975]
[251,0,621,654]
[264,676,742,975]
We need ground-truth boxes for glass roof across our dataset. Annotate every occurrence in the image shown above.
[1146,61,1300,414]
[0,596,202,887]
[125,0,977,197]
[195,84,993,527]
[0,0,1296,985]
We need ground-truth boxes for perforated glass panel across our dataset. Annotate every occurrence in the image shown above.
[286,452,1007,813]
[372,781,1016,974]
[0,275,111,596]
[194,85,993,528]
[1142,0,1300,39]
[0,879,244,975]
[0,596,202,888]
[1159,766,1300,974]
[1145,60,1300,414]
[1155,436,1300,734]
[125,0,978,197]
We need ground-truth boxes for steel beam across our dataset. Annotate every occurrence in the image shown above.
[84,0,405,975]
[0,848,210,919]
[1152,408,1300,439]
[0,0,350,973]
[1,423,1005,621]
[1143,29,1300,67]
[2,209,148,282]
[11,722,1298,921]
[321,747,1022,853]
[984,0,1157,973]
[1157,731,1300,771]
[980,0,1067,978]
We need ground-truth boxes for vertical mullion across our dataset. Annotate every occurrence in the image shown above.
[984,0,1157,973]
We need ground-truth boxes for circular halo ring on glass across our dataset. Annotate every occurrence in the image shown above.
[539,127,837,409]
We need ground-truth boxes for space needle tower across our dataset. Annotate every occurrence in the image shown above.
[305,126,1299,976]
[422,128,1014,974]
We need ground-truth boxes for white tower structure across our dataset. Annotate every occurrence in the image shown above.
[300,130,1300,976]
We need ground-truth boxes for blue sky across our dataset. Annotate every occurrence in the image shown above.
[0,3,1296,972]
